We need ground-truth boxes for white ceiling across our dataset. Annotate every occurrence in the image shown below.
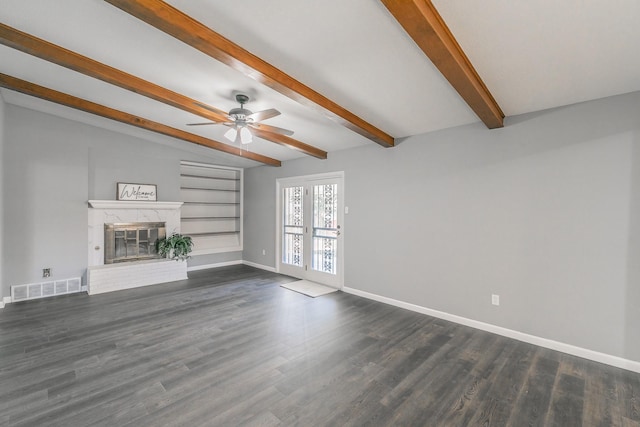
[1,0,639,167]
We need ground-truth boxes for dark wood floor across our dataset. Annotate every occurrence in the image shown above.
[0,265,638,426]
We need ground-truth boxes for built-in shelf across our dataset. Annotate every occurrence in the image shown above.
[180,161,242,254]
[180,187,239,192]
[182,202,240,206]
[189,231,240,237]
[181,174,240,181]
[182,217,240,221]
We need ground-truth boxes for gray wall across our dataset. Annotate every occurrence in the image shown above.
[1,105,242,296]
[0,94,5,301]
[188,251,243,269]
[244,91,640,362]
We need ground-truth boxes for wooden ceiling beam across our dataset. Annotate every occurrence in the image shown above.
[0,73,281,167]
[0,23,324,159]
[0,23,229,123]
[250,128,326,159]
[103,0,395,148]
[381,0,504,129]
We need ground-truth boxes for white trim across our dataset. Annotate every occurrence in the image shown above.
[243,260,277,273]
[187,260,243,272]
[342,286,640,374]
[276,171,346,184]
[0,296,9,308]
[88,200,183,210]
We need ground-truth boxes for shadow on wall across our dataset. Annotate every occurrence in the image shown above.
[625,128,640,361]
[5,152,41,293]
[424,97,640,184]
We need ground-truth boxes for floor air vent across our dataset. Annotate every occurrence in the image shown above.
[11,277,83,302]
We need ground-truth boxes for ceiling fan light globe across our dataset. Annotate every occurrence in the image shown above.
[224,127,237,142]
[240,126,253,144]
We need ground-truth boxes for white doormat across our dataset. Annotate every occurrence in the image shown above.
[280,280,338,298]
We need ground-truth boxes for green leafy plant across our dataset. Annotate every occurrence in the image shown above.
[156,233,193,261]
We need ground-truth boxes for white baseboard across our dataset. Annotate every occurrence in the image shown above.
[1,296,12,308]
[187,260,276,273]
[342,286,640,374]
[187,260,243,272]
[242,260,276,273]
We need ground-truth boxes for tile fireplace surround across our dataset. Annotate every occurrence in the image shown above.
[87,200,187,295]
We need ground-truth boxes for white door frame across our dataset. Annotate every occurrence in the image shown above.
[276,171,345,289]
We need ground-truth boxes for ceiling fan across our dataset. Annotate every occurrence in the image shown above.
[187,94,294,145]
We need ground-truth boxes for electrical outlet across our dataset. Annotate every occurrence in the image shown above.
[262,249,266,256]
[43,268,51,278]
[491,294,500,306]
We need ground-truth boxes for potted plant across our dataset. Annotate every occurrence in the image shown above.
[156,233,194,261]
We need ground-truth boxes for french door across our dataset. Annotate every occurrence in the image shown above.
[277,173,344,288]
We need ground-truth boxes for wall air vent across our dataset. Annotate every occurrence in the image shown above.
[11,277,83,302]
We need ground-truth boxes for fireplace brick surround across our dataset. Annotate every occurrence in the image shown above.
[87,200,186,295]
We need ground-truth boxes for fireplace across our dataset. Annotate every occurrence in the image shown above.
[104,222,166,264]
[88,200,185,295]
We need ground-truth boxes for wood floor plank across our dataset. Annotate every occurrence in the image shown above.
[507,353,560,426]
[546,373,586,427]
[615,368,640,424]
[463,342,536,425]
[0,264,639,426]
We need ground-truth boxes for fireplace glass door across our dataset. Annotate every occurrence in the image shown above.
[105,222,166,264]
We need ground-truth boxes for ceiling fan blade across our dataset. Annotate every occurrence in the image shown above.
[187,121,236,126]
[247,108,280,122]
[249,122,294,136]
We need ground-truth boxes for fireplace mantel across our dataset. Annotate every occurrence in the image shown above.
[88,200,183,210]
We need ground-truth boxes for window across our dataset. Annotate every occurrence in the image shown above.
[180,161,242,254]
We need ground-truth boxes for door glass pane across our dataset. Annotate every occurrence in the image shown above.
[312,184,338,274]
[126,230,138,257]
[115,231,126,259]
[283,186,304,266]
[149,228,158,255]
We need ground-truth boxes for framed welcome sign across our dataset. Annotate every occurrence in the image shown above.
[117,182,157,201]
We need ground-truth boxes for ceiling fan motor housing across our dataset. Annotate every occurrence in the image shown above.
[229,94,252,121]
[228,107,253,121]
